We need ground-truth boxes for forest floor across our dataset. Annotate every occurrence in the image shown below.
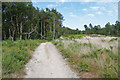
[24,42,79,78]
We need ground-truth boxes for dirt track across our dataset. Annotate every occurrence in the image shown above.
[24,42,78,78]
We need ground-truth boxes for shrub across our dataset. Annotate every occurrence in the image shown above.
[77,62,90,72]
[82,54,89,58]
[101,39,105,42]
[88,42,92,48]
[61,49,70,58]
[104,48,111,53]
[8,36,13,41]
[93,50,98,58]
[63,34,84,39]
[110,46,113,51]
[103,72,111,78]
[82,53,94,58]
[53,41,59,45]
[108,38,118,42]
[83,43,88,46]
[104,48,117,59]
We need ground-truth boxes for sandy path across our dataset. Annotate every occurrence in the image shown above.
[24,42,78,78]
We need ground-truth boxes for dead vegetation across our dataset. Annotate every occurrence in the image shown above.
[53,35,118,78]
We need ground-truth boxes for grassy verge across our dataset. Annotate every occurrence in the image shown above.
[2,40,46,78]
[52,37,118,78]
[62,34,85,39]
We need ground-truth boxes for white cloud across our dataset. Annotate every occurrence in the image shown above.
[98,0,119,2]
[90,6,99,10]
[47,4,58,7]
[69,13,77,17]
[60,0,65,3]
[87,14,94,17]
[107,11,112,13]
[96,11,102,14]
[82,9,87,11]
[107,11,113,15]
[100,7,106,11]
[84,0,95,2]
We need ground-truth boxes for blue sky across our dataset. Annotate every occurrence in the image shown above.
[32,2,118,30]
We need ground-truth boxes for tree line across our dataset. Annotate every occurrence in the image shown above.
[83,22,120,36]
[2,2,119,41]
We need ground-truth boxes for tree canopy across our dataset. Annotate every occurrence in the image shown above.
[84,21,120,36]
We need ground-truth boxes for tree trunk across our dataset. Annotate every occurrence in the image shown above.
[44,19,45,39]
[28,34,30,40]
[20,22,23,40]
[53,17,55,40]
[16,17,19,38]
[9,28,11,38]
[41,20,42,40]
[10,16,14,40]
[12,30,15,41]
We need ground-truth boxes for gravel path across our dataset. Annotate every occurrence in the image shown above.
[24,42,78,78]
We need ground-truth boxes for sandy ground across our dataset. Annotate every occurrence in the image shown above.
[62,36,118,53]
[24,42,78,78]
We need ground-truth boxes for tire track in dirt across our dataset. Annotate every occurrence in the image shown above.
[24,42,79,78]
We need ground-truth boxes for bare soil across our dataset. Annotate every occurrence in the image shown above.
[24,42,79,78]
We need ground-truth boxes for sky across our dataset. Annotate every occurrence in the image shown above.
[32,1,118,30]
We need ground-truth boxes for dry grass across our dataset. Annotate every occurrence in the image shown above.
[53,35,118,78]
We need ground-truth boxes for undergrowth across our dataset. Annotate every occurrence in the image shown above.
[2,40,46,78]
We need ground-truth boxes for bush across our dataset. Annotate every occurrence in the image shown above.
[88,42,92,48]
[101,39,105,42]
[53,41,59,45]
[62,49,70,58]
[82,53,94,58]
[93,50,98,58]
[63,34,84,39]
[103,72,111,78]
[108,38,118,42]
[82,54,89,58]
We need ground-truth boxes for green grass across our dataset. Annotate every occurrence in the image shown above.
[108,38,118,42]
[62,34,85,39]
[101,39,106,42]
[77,61,90,72]
[82,53,94,58]
[2,40,46,78]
